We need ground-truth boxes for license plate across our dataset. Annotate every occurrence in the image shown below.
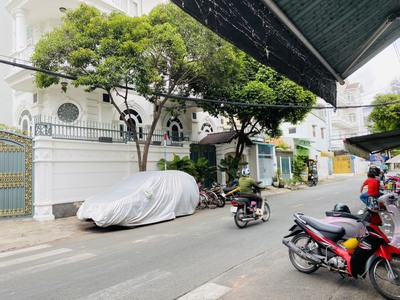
[221,192,225,197]
[230,206,237,213]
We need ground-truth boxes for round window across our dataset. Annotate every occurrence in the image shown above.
[57,103,79,123]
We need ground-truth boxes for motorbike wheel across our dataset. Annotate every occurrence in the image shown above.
[206,191,218,209]
[307,180,314,187]
[217,195,226,207]
[234,208,248,229]
[197,194,207,209]
[261,201,270,222]
[288,233,320,274]
[369,254,400,300]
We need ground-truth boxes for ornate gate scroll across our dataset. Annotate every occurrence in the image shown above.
[0,131,33,217]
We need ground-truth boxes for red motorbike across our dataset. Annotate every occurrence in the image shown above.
[282,209,400,299]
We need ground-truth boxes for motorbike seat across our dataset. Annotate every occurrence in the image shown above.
[234,197,251,204]
[325,211,361,221]
[301,215,346,236]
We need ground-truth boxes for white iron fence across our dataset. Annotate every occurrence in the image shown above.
[33,115,186,146]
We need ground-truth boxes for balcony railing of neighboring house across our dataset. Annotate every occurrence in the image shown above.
[33,115,188,146]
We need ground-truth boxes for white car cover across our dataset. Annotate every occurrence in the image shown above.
[77,170,199,227]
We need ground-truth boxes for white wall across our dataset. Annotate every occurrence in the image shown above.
[33,136,190,220]
[280,104,331,180]
[0,5,13,126]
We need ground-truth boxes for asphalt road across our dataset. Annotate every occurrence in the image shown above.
[0,175,392,300]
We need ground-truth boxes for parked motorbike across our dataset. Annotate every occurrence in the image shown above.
[282,209,400,300]
[230,185,270,228]
[197,182,221,209]
[379,193,400,248]
[385,174,400,187]
[384,174,400,194]
[223,184,240,202]
[210,182,226,207]
[307,172,318,187]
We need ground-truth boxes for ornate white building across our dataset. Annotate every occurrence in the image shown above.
[2,0,234,220]
[330,81,370,151]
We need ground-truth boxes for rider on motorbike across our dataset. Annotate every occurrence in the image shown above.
[239,167,263,216]
[359,170,383,206]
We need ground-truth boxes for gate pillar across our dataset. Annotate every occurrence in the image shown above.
[33,137,55,221]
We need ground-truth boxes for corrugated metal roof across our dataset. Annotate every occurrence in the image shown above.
[199,131,253,145]
[171,0,400,108]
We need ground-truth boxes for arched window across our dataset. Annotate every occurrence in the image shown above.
[18,110,32,135]
[120,109,143,140]
[201,122,214,133]
[349,113,356,123]
[166,117,183,142]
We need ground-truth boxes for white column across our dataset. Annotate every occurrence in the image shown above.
[13,8,27,51]
[33,136,55,221]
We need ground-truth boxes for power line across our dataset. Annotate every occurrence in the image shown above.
[153,92,400,110]
[1,55,400,110]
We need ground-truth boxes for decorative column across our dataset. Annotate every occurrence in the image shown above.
[13,8,27,51]
[33,136,55,221]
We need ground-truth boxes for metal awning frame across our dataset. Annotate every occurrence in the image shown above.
[262,0,344,84]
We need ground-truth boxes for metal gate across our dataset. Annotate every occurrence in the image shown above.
[333,155,352,174]
[190,144,217,187]
[0,131,33,217]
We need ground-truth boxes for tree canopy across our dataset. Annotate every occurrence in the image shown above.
[32,3,238,171]
[194,56,316,159]
[31,3,316,172]
[369,93,400,133]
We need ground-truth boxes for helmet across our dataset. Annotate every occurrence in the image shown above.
[241,167,250,175]
[333,203,350,213]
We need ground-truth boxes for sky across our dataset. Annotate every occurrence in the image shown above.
[347,38,400,104]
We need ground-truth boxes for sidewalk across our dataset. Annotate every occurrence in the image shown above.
[0,174,355,253]
[0,216,94,253]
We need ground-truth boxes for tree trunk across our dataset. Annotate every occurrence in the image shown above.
[139,98,166,171]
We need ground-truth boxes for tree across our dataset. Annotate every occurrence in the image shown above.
[292,154,308,183]
[157,155,216,185]
[194,56,316,161]
[369,93,400,133]
[217,154,247,185]
[157,153,195,175]
[32,3,237,171]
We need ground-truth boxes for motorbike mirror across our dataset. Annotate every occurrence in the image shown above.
[359,209,371,223]
[369,210,383,226]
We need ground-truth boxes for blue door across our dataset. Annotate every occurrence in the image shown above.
[257,144,274,185]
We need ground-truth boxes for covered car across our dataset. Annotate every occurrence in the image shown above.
[77,170,198,227]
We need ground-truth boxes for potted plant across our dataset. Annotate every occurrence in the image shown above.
[273,168,284,188]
